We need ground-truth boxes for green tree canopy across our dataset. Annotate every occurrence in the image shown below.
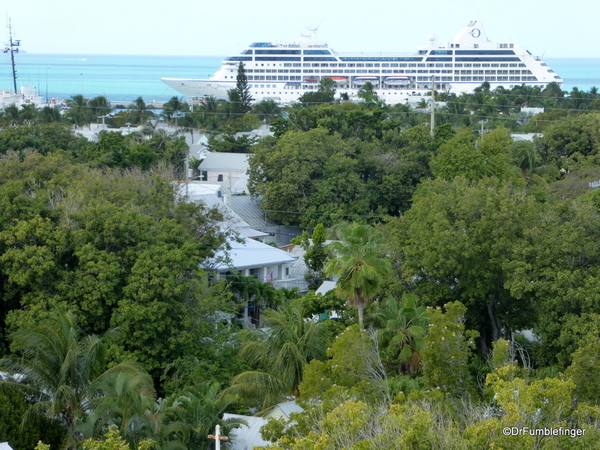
[388,177,540,350]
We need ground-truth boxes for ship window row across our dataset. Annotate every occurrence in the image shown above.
[455,57,521,62]
[226,56,253,61]
[255,49,302,55]
[339,56,423,62]
[291,67,536,77]
[255,57,302,61]
[303,57,337,61]
[243,76,537,85]
[248,76,303,81]
[304,50,332,55]
[455,50,516,55]
[245,56,522,64]
[244,63,533,74]
[249,42,276,48]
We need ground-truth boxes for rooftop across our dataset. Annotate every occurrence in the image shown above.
[206,237,298,271]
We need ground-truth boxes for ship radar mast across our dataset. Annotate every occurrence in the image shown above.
[3,19,20,93]
[299,21,326,47]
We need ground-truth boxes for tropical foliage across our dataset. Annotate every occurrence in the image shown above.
[5,82,600,449]
[225,303,329,409]
[324,223,391,326]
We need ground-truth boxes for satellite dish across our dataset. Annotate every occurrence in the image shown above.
[428,33,437,43]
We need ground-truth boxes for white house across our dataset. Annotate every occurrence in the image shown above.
[204,237,298,328]
[197,152,250,195]
[180,181,301,327]
[207,237,297,283]
[1,443,15,450]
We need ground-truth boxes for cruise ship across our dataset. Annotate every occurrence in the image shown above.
[162,21,563,105]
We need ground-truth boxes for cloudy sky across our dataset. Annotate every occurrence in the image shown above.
[2,0,597,57]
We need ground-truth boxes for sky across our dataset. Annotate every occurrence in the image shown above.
[2,0,599,58]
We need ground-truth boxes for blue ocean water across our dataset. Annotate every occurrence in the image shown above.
[1,53,225,104]
[545,58,600,93]
[1,53,599,104]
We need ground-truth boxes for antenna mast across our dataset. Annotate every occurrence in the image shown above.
[4,19,20,93]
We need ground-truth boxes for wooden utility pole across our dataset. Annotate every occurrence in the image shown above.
[479,119,488,137]
[208,424,229,450]
[430,75,435,137]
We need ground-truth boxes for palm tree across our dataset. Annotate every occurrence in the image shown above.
[162,96,189,125]
[324,223,392,326]
[81,371,156,446]
[65,94,93,128]
[224,303,329,409]
[128,97,156,125]
[88,96,112,123]
[358,81,383,108]
[373,294,429,375]
[164,382,242,450]
[0,306,148,448]
[19,104,38,125]
[252,100,282,124]
[3,104,22,125]
[38,105,63,124]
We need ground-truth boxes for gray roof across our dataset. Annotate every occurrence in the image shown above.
[234,124,274,140]
[177,183,269,239]
[316,281,337,295]
[272,400,304,419]
[199,152,249,173]
[230,196,275,229]
[1,443,14,450]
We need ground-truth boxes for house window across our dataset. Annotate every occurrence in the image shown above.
[285,267,290,277]
[200,171,208,181]
[217,174,224,182]
[249,268,260,279]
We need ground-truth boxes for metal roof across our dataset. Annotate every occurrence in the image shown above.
[270,400,304,419]
[316,280,337,295]
[230,196,276,229]
[209,237,298,271]
[199,152,249,172]
[222,414,270,449]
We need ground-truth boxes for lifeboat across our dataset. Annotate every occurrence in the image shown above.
[353,76,379,86]
[325,76,348,84]
[304,78,318,83]
[383,76,410,86]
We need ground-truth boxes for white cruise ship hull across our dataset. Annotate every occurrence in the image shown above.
[162,21,563,106]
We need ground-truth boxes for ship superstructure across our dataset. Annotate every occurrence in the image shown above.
[162,21,562,105]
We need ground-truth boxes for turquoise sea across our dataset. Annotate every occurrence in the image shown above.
[1,53,225,104]
[1,53,599,104]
